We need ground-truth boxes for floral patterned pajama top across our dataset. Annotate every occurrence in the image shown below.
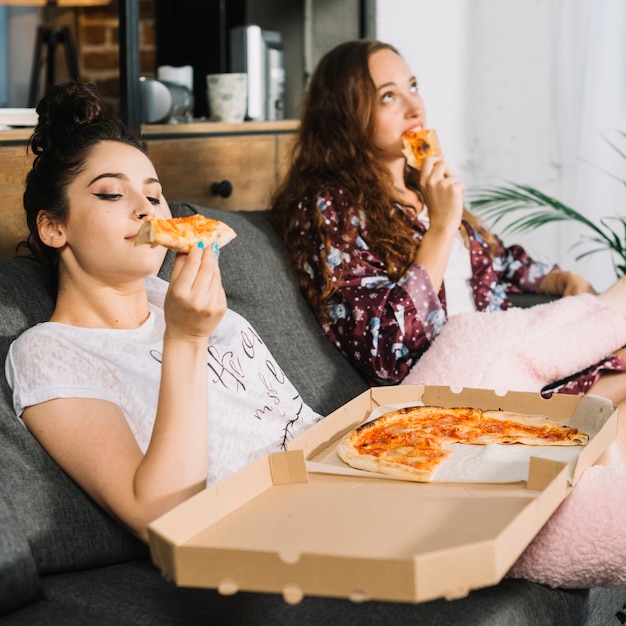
[297,187,626,393]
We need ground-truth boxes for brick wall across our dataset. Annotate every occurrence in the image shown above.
[60,0,156,114]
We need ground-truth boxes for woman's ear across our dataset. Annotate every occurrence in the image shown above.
[37,211,67,249]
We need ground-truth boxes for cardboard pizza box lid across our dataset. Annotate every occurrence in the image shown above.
[147,385,617,605]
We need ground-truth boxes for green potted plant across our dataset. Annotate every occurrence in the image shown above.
[469,132,626,278]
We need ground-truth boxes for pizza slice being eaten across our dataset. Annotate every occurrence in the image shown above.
[402,128,442,170]
[337,405,589,482]
[134,214,237,254]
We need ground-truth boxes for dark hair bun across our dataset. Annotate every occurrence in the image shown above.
[30,80,106,156]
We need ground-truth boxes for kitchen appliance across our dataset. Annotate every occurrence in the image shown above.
[230,24,285,121]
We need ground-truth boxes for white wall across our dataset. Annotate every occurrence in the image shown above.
[377,0,625,290]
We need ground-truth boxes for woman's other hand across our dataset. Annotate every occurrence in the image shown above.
[539,270,596,297]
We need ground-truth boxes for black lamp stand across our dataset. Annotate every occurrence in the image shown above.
[28,19,79,107]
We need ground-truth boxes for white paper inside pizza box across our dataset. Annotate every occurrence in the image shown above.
[148,448,573,605]
[288,386,617,486]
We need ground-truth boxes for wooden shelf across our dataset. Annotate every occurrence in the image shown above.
[0,128,33,144]
[144,120,298,211]
[0,120,298,257]
[0,119,299,144]
[141,119,298,139]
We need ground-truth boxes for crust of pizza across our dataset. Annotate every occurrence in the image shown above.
[479,410,589,445]
[401,128,441,169]
[134,214,237,253]
[336,405,589,482]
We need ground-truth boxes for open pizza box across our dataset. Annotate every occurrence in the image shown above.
[148,385,617,605]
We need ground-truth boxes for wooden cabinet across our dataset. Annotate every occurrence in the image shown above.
[144,120,297,211]
[0,120,297,257]
[0,130,33,257]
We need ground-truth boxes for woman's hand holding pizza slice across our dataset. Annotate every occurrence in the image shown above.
[134,214,237,254]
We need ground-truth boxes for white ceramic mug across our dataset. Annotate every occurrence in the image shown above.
[206,73,248,123]
[157,65,194,91]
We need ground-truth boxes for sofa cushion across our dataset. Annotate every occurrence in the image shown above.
[163,203,369,417]
[0,258,147,583]
[0,488,40,615]
[10,560,624,626]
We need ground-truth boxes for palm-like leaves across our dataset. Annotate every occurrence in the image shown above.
[470,182,626,278]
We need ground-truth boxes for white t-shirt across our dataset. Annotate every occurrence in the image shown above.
[418,207,474,316]
[442,234,474,316]
[5,275,321,486]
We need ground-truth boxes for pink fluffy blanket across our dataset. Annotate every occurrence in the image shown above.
[508,464,626,588]
[404,293,626,588]
[404,293,626,393]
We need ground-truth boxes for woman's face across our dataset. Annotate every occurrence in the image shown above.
[52,140,171,280]
[368,48,426,163]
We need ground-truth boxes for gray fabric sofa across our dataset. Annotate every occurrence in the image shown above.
[1,201,625,625]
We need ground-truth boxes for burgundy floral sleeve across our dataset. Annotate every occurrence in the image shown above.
[468,228,557,313]
[299,188,446,384]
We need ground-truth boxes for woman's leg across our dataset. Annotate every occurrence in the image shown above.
[404,294,626,392]
[507,462,626,587]
[509,356,626,587]
[508,347,626,588]
[588,347,626,465]
[597,275,626,314]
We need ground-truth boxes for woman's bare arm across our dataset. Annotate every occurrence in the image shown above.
[414,156,465,291]
[23,244,226,542]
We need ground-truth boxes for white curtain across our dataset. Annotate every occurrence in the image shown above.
[554,0,626,289]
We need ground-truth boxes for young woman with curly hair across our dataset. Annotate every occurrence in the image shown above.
[271,38,626,399]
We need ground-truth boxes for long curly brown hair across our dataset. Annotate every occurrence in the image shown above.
[270,39,495,319]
